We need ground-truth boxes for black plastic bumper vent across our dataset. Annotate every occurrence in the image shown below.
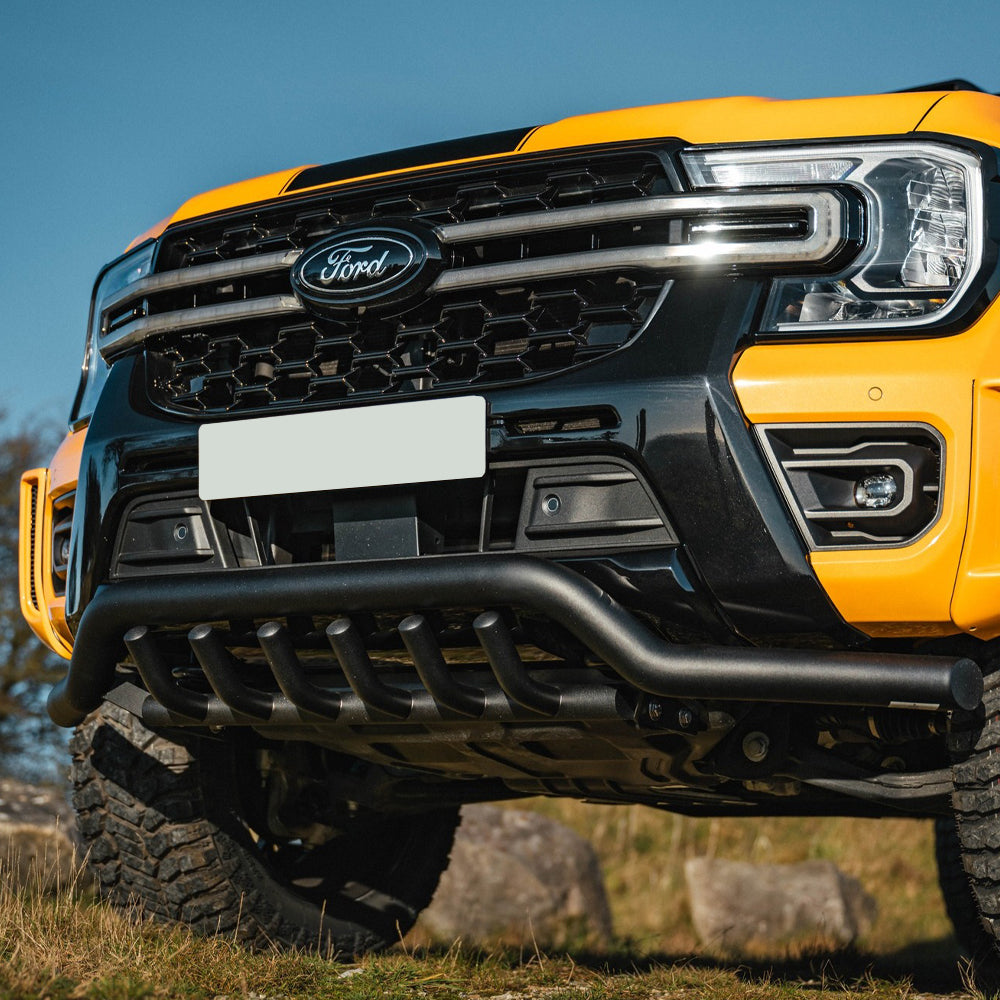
[757,423,944,549]
[110,458,675,579]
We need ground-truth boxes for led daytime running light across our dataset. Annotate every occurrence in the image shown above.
[681,142,983,333]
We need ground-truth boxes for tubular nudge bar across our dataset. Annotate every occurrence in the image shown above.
[48,554,983,727]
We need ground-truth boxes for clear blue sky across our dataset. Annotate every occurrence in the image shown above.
[1,0,996,433]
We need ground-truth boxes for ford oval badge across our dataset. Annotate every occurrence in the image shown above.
[291,222,445,315]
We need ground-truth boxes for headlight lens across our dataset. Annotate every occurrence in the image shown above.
[681,142,983,333]
[73,242,155,422]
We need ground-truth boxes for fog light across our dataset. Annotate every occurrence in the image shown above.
[855,474,898,509]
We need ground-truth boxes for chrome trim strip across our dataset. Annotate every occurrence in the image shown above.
[101,249,302,315]
[433,191,846,293]
[435,191,837,242]
[99,295,305,359]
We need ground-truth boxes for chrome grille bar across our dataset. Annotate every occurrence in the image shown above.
[433,238,834,293]
[433,190,848,293]
[435,191,834,242]
[102,249,303,315]
[101,190,850,360]
[99,295,305,359]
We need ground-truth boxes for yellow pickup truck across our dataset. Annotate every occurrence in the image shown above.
[19,80,1000,969]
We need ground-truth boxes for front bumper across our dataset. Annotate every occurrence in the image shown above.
[65,275,860,649]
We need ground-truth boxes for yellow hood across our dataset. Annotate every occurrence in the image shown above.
[131,89,997,248]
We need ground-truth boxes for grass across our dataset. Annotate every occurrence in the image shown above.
[0,799,978,1000]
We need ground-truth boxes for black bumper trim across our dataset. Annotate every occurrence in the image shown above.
[48,554,983,727]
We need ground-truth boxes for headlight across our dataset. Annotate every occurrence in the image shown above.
[681,142,984,333]
[72,242,155,423]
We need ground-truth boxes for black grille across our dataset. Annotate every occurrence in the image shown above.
[27,483,38,611]
[147,148,674,416]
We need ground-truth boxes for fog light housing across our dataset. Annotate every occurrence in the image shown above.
[854,473,899,509]
[50,492,75,595]
[756,424,943,549]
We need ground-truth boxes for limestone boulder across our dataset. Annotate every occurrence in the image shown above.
[684,856,877,952]
[417,804,613,948]
[0,776,82,891]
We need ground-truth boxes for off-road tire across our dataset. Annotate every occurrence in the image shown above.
[70,702,459,954]
[934,815,1000,985]
[943,667,1000,989]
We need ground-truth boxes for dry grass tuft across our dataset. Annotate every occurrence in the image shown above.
[0,859,338,999]
[0,801,975,999]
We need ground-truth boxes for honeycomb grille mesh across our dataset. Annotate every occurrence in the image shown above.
[148,149,673,416]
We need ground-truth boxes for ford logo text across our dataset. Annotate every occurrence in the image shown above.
[291,223,445,315]
[317,244,399,285]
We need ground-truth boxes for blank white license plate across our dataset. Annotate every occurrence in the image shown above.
[198,396,486,501]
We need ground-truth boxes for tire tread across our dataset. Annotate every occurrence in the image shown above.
[72,703,457,954]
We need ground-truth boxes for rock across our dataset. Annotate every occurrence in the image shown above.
[0,776,75,830]
[416,804,613,948]
[0,775,85,892]
[0,821,79,891]
[684,856,877,952]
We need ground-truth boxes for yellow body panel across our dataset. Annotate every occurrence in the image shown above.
[18,428,85,658]
[171,167,306,227]
[124,215,172,252]
[952,380,1000,635]
[522,92,942,151]
[48,424,86,492]
[915,91,1000,147]
[732,293,1000,638]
